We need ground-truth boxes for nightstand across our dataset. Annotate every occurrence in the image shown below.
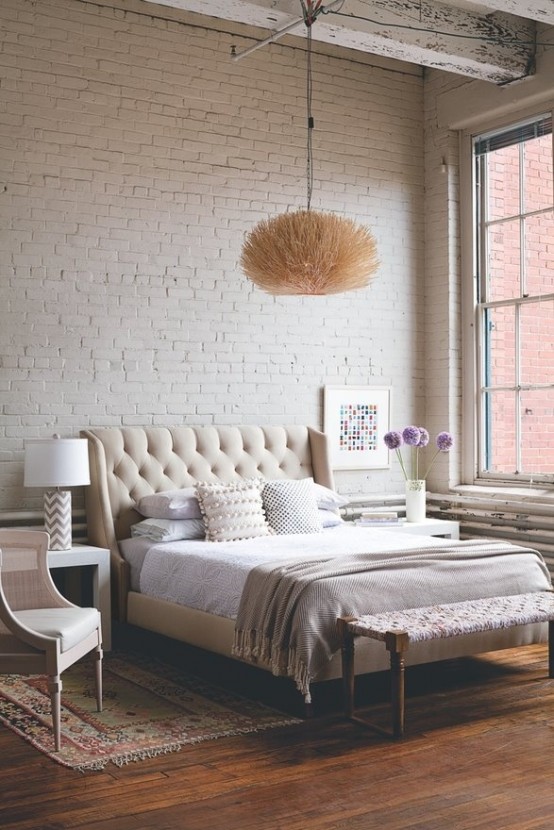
[374,518,460,540]
[48,544,111,650]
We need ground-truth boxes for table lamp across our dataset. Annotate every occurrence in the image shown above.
[24,435,90,550]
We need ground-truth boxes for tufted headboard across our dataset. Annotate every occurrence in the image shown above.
[80,425,333,618]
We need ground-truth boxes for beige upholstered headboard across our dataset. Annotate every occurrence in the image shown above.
[80,425,333,618]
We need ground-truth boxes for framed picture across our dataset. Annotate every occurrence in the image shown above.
[323,385,391,470]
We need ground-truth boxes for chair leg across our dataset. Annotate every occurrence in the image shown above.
[95,644,103,712]
[48,674,62,752]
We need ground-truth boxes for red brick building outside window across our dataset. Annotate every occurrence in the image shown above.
[474,114,554,480]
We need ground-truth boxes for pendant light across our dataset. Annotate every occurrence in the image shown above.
[240,1,379,296]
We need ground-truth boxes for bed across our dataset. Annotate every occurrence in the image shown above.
[81,425,552,700]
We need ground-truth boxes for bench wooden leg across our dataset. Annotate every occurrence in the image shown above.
[338,617,355,718]
[385,631,410,738]
[339,621,411,738]
[548,620,554,677]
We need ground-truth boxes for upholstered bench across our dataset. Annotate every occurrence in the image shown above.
[337,591,554,738]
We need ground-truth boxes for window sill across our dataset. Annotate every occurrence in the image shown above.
[449,483,554,505]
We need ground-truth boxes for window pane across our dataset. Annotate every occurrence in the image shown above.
[487,219,520,301]
[524,211,554,296]
[475,117,554,482]
[486,305,515,387]
[487,144,520,220]
[484,390,516,473]
[523,133,553,214]
[520,299,554,385]
[521,388,554,474]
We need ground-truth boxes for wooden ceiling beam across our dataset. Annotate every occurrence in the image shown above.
[317,0,537,84]
[470,0,554,26]
[143,0,538,84]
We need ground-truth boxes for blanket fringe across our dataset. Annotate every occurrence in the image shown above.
[233,629,312,702]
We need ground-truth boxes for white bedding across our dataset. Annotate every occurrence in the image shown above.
[121,526,462,620]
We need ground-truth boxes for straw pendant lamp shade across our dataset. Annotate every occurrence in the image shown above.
[240,209,378,296]
[240,1,379,297]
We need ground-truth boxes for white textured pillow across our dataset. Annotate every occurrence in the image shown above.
[262,479,323,535]
[312,483,349,511]
[136,488,202,520]
[318,509,344,528]
[195,480,273,543]
[131,518,206,542]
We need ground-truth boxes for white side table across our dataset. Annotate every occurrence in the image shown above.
[372,518,460,540]
[48,544,111,650]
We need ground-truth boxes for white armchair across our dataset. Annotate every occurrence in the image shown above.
[0,530,103,751]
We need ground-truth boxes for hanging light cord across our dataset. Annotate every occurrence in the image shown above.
[306,22,314,211]
[301,1,322,211]
[300,1,335,210]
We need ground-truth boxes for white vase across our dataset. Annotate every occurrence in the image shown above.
[405,479,426,523]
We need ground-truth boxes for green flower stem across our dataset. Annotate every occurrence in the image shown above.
[422,449,441,481]
[395,448,409,481]
[407,446,419,481]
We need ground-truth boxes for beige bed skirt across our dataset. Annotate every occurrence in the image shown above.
[126,591,547,685]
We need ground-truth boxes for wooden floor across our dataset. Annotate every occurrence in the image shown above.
[2,641,554,830]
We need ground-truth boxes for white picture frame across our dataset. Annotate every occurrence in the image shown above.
[323,385,391,470]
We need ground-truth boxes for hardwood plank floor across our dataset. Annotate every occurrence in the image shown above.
[2,643,554,830]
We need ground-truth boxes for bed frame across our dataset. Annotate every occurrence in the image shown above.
[81,425,546,686]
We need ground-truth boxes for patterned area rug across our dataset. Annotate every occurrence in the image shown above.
[0,652,300,771]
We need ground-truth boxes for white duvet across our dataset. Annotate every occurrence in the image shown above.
[121,526,463,619]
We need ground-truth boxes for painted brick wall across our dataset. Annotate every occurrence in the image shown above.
[423,70,463,492]
[0,0,426,512]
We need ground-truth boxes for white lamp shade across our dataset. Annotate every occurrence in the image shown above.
[24,438,90,488]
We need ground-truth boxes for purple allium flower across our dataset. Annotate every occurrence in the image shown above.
[417,428,430,448]
[402,426,421,446]
[387,425,454,480]
[384,430,403,450]
[436,431,454,452]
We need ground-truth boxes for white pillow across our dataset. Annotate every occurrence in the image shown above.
[131,518,206,542]
[195,480,273,543]
[262,479,323,535]
[136,487,202,520]
[318,508,344,528]
[312,482,348,511]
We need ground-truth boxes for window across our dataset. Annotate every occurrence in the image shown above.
[473,114,554,482]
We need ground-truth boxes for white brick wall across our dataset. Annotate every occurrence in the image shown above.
[0,0,426,512]
[424,70,463,492]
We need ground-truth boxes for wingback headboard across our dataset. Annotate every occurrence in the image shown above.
[80,425,333,619]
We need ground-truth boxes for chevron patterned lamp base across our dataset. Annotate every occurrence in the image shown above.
[44,489,72,550]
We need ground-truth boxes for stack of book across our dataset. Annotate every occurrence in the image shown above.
[355,511,400,526]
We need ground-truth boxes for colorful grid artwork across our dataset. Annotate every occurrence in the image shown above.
[339,403,378,452]
[324,386,391,469]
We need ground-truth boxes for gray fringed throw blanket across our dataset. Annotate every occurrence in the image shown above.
[232,540,551,700]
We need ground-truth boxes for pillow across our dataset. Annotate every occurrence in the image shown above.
[136,487,202,520]
[131,518,206,542]
[262,479,323,535]
[312,482,349,511]
[195,480,273,543]
[318,508,344,528]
